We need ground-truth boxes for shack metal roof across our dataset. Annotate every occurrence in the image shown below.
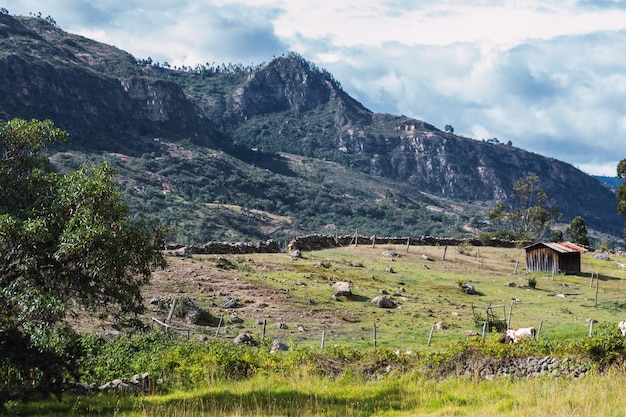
[524,241,588,253]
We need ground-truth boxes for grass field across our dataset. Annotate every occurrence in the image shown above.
[187,243,626,351]
[6,244,626,416]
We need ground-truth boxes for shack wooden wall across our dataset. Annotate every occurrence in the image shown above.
[526,247,559,272]
[525,247,581,273]
[558,252,581,273]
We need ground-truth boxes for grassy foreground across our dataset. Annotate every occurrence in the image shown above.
[9,370,626,416]
[5,245,626,416]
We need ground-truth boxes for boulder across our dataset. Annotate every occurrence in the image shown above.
[371,296,396,309]
[234,333,258,346]
[271,340,289,353]
[332,281,352,297]
[461,283,476,295]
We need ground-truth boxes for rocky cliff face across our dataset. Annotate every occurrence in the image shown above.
[0,14,218,151]
[0,14,623,238]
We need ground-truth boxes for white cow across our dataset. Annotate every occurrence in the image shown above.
[618,320,626,336]
[500,327,536,343]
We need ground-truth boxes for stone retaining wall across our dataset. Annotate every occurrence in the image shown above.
[434,355,591,380]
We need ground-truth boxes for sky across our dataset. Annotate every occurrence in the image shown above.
[4,0,626,176]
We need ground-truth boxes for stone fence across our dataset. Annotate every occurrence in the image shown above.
[165,235,525,255]
[166,240,282,256]
[287,234,524,252]
[438,355,591,380]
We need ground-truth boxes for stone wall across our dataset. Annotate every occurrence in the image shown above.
[287,234,523,252]
[445,355,590,380]
[166,239,282,256]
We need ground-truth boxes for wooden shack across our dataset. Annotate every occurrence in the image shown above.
[524,241,587,274]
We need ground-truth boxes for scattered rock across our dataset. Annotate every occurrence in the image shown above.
[435,321,448,330]
[228,314,244,324]
[290,250,302,258]
[332,281,352,297]
[271,340,289,353]
[421,254,434,261]
[461,283,476,295]
[233,333,258,346]
[222,297,239,308]
[371,296,396,309]
[385,267,395,273]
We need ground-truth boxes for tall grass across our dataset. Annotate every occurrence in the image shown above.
[10,370,626,416]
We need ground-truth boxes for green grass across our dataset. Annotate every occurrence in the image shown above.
[9,370,626,416]
[196,245,626,351]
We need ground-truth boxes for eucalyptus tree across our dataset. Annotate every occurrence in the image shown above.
[0,118,166,403]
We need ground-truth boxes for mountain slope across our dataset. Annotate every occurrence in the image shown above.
[0,14,623,243]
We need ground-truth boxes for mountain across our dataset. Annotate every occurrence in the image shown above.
[595,176,625,191]
[1,14,624,244]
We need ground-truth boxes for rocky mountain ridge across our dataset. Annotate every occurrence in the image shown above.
[0,13,623,243]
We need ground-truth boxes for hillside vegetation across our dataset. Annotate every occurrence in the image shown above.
[1,13,623,244]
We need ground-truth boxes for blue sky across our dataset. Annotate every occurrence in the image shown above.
[4,0,626,175]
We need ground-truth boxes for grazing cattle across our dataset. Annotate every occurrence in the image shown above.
[618,320,626,336]
[500,327,536,343]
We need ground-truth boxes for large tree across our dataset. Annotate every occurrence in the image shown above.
[486,173,561,242]
[0,119,166,403]
[565,216,590,246]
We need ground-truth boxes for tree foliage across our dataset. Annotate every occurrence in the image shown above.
[486,173,560,242]
[0,119,166,404]
[565,216,590,246]
[618,158,626,240]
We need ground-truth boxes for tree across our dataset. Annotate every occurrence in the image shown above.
[618,158,626,239]
[444,124,454,133]
[486,173,561,242]
[0,119,166,403]
[565,216,590,246]
[548,230,563,242]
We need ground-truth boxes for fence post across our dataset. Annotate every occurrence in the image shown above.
[406,237,410,253]
[481,321,488,341]
[514,261,519,274]
[373,323,377,348]
[507,300,514,329]
[536,321,543,341]
[594,275,600,307]
[442,245,447,261]
[166,298,177,323]
[427,324,435,346]
[321,330,325,350]
[262,319,267,340]
[215,313,224,337]
[589,320,595,337]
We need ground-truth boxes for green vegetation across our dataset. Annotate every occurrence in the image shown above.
[566,216,590,246]
[485,173,561,242]
[618,157,626,239]
[0,119,166,406]
[1,239,626,415]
